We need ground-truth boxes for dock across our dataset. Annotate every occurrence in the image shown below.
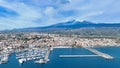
[59,55,99,58]
[35,47,51,64]
[16,48,47,64]
[84,47,114,59]
[44,49,50,63]
[59,47,114,59]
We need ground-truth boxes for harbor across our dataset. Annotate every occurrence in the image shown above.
[59,47,114,59]
[0,46,114,65]
[0,47,119,68]
[0,32,117,65]
[16,48,50,64]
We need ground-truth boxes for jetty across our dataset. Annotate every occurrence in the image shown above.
[35,50,50,64]
[35,47,51,64]
[59,55,99,58]
[44,49,50,63]
[84,47,114,59]
[59,46,113,60]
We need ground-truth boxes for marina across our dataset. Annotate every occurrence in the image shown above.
[0,47,119,68]
[15,45,54,64]
[16,48,50,64]
[0,46,114,64]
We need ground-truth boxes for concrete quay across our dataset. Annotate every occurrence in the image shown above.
[84,47,114,59]
[59,55,99,58]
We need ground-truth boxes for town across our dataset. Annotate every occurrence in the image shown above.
[0,32,119,64]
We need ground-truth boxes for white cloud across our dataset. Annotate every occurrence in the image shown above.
[44,7,56,17]
[0,0,120,30]
[0,0,43,30]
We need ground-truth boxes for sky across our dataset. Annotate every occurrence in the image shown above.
[0,0,120,30]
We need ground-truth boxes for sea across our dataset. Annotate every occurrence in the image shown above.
[0,47,120,68]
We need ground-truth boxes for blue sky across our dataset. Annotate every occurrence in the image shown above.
[0,0,120,30]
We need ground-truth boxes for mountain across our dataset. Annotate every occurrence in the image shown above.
[41,20,94,29]
[2,20,120,37]
[44,20,120,28]
[23,20,120,30]
[2,20,120,32]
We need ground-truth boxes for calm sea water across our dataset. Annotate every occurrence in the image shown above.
[0,47,120,68]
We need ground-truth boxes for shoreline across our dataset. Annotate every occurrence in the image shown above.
[0,46,118,65]
[51,45,120,49]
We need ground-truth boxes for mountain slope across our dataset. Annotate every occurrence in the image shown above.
[2,20,120,32]
[30,20,120,29]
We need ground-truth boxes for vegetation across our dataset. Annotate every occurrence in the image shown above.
[42,27,120,38]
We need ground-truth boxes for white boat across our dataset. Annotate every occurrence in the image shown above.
[18,59,26,64]
[34,59,45,64]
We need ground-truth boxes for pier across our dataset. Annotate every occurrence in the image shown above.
[35,47,52,64]
[44,48,50,63]
[35,50,50,64]
[59,55,99,58]
[59,47,114,59]
[16,48,46,64]
[84,47,114,59]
